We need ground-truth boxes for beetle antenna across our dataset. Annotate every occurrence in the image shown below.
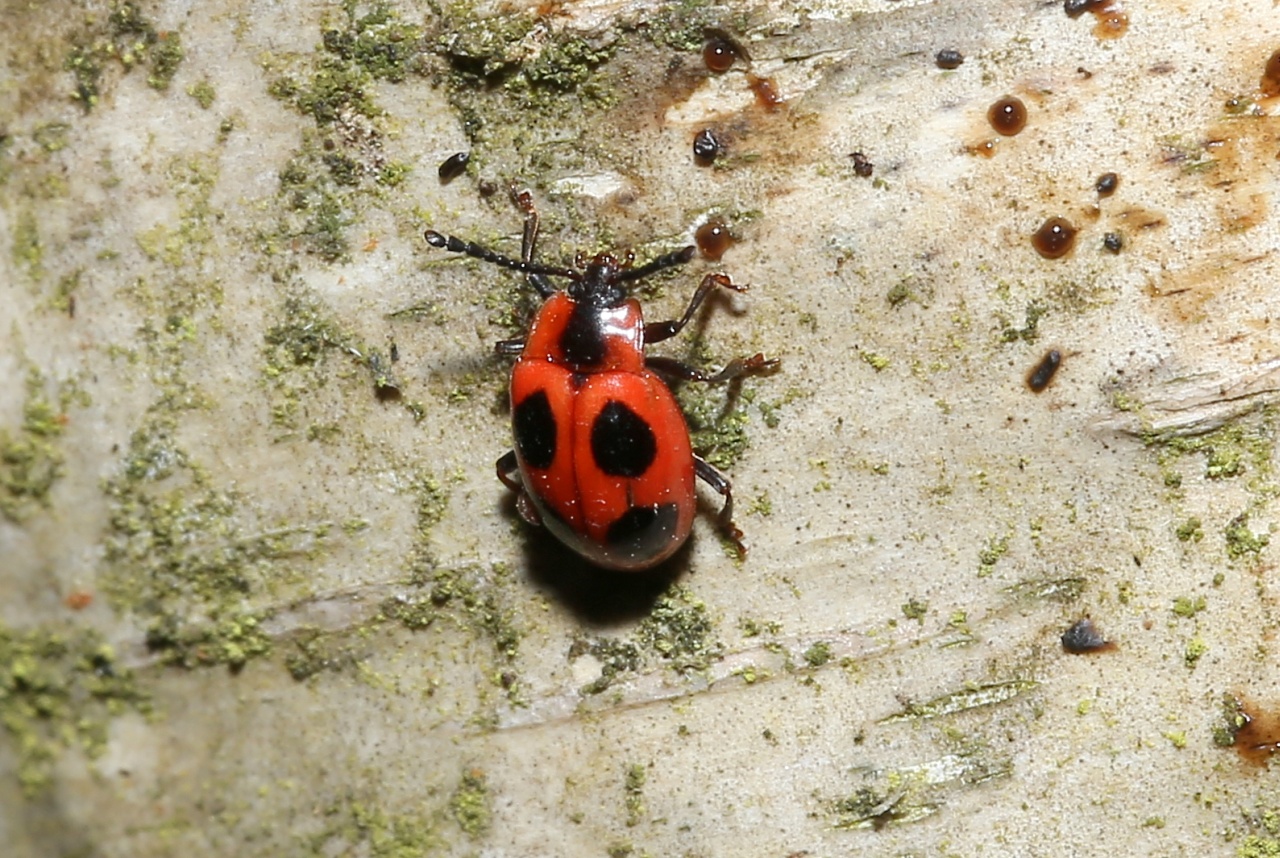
[615,245,697,282]
[425,230,579,280]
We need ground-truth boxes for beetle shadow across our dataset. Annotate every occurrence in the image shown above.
[519,527,691,625]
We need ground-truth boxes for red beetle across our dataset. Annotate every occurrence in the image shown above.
[425,191,776,571]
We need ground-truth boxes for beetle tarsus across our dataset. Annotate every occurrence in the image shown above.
[646,353,779,384]
[694,455,747,558]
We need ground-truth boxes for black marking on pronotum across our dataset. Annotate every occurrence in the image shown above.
[591,400,657,477]
[513,390,557,469]
[606,504,681,557]
[559,300,608,366]
[1026,349,1062,393]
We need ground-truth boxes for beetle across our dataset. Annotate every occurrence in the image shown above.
[424,190,776,570]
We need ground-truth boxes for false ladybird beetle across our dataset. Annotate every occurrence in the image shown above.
[424,190,777,571]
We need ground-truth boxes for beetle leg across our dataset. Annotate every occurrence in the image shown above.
[510,186,557,298]
[644,272,746,343]
[694,455,746,557]
[647,353,779,384]
[496,338,525,357]
[497,450,522,491]
[497,450,542,526]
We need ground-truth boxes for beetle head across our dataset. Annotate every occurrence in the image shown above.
[570,253,626,306]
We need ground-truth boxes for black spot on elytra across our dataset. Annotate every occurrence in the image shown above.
[606,504,680,557]
[514,389,556,470]
[559,301,607,365]
[591,400,657,477]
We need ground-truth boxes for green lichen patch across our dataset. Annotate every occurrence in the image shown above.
[0,622,151,796]
[1238,836,1280,857]
[101,414,328,670]
[0,131,13,186]
[1176,517,1205,542]
[399,561,521,671]
[861,351,891,372]
[32,122,71,155]
[803,640,832,668]
[1000,576,1085,603]
[0,370,78,522]
[574,585,724,694]
[513,36,615,100]
[1212,693,1249,747]
[306,801,443,856]
[833,785,937,830]
[635,585,723,673]
[321,2,426,84]
[647,6,751,53]
[880,679,1039,723]
[433,12,638,171]
[433,11,536,80]
[1172,595,1207,619]
[901,598,928,624]
[264,291,352,373]
[63,1,185,111]
[1160,134,1219,175]
[1225,511,1270,560]
[1149,420,1276,485]
[437,15,617,110]
[449,768,491,837]
[1230,807,1280,858]
[997,302,1047,344]
[48,269,82,316]
[623,763,647,827]
[262,289,359,433]
[267,2,425,125]
[268,58,379,127]
[284,627,360,681]
[976,534,1010,578]
[146,31,184,90]
[1184,636,1208,669]
[679,381,777,472]
[261,285,424,430]
[832,750,1011,830]
[12,207,44,279]
[260,5,425,260]
[573,635,642,696]
[134,154,221,270]
[272,141,359,263]
[186,78,216,109]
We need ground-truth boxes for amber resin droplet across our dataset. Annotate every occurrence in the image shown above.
[967,139,997,158]
[1032,217,1077,259]
[1263,49,1280,97]
[703,37,737,73]
[695,221,733,260]
[988,96,1027,136]
[747,75,784,111]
